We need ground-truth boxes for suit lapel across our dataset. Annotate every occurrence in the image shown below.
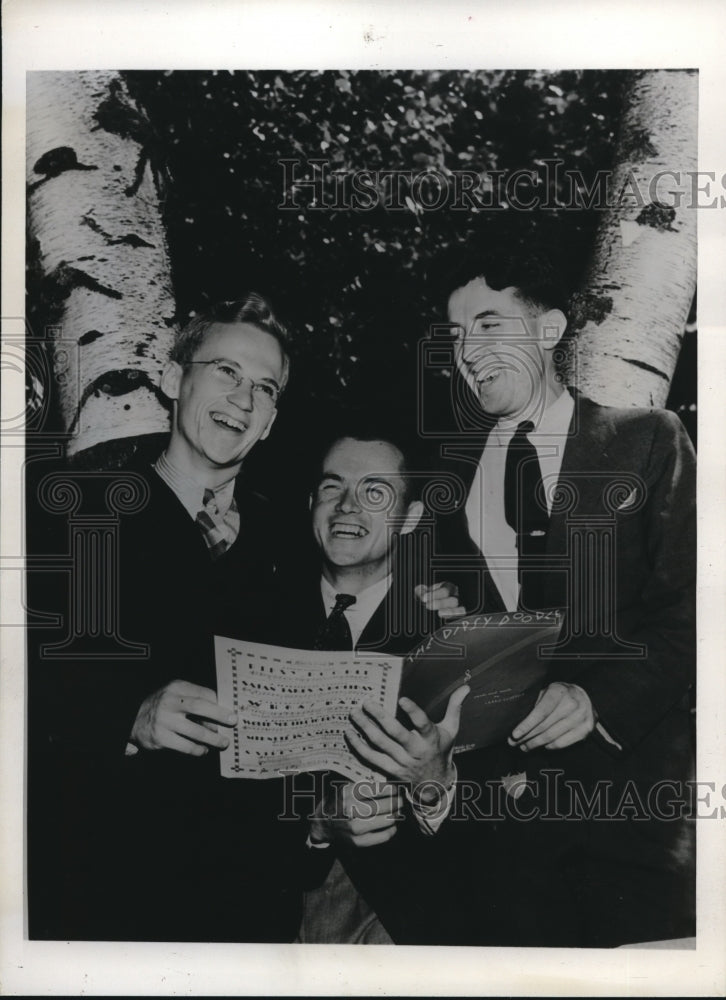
[544,395,617,605]
[440,425,492,497]
[357,596,388,650]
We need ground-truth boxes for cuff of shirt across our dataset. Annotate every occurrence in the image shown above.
[595,720,623,751]
[568,683,624,753]
[406,770,457,835]
[306,832,332,850]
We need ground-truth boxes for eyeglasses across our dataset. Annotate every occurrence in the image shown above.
[186,359,280,407]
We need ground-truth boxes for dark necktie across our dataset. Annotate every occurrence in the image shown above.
[504,421,549,610]
[314,593,357,651]
[195,488,239,560]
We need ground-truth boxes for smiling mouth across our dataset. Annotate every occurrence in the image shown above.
[211,411,247,432]
[330,522,368,539]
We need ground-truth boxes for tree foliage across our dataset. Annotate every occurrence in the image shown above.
[124,70,625,408]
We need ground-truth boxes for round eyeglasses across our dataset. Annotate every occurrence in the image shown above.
[186,359,280,407]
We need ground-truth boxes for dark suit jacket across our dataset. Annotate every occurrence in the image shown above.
[269,553,511,945]
[28,462,308,942]
[425,391,697,945]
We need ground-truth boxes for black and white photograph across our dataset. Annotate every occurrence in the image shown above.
[2,2,725,996]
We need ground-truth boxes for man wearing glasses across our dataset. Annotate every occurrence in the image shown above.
[31,295,310,943]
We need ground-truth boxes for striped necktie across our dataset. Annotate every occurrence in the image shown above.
[314,593,357,651]
[195,488,240,560]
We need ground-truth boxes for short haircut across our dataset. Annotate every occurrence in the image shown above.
[170,294,291,390]
[444,246,570,316]
[314,416,423,506]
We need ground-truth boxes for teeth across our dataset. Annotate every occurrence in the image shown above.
[212,413,245,431]
[331,523,367,538]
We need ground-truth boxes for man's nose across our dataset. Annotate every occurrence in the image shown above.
[226,376,254,409]
[336,486,360,513]
[461,332,490,365]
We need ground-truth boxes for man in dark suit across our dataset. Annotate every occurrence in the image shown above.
[28,295,310,942]
[419,250,696,946]
[273,426,469,943]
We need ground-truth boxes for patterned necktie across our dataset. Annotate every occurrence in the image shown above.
[504,421,549,610]
[195,488,240,560]
[314,593,357,651]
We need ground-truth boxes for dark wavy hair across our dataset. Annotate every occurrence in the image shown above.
[441,243,571,316]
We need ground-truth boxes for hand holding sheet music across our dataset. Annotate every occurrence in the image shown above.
[215,609,563,780]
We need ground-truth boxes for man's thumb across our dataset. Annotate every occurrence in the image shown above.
[442,683,470,737]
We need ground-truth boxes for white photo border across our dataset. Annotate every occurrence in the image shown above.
[2,0,725,995]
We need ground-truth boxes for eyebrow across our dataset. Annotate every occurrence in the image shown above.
[216,357,281,390]
[472,310,502,320]
[361,475,397,485]
[318,473,399,485]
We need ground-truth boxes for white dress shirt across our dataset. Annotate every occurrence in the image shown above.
[464,389,620,749]
[465,389,575,611]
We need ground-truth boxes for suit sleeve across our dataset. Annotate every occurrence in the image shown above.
[553,410,696,754]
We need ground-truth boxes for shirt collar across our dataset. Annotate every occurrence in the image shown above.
[153,450,236,520]
[320,573,393,621]
[493,388,574,439]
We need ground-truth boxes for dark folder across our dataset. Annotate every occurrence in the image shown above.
[400,609,563,752]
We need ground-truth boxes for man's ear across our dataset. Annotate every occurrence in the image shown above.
[538,308,567,350]
[401,499,424,535]
[260,408,277,441]
[160,361,183,401]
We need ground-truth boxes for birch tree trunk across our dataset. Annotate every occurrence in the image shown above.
[567,69,697,408]
[26,71,176,458]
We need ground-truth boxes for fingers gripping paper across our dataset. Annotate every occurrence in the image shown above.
[214,638,403,782]
[215,610,562,780]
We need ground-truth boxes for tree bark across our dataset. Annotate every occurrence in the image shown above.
[26,71,176,457]
[567,69,697,408]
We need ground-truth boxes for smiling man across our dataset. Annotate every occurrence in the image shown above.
[271,427,467,944]
[425,248,697,947]
[159,311,285,481]
[30,295,311,943]
[311,435,424,633]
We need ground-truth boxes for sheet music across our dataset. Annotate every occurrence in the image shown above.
[215,637,404,782]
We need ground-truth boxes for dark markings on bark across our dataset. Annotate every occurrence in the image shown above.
[92,77,171,199]
[113,233,155,248]
[69,368,165,433]
[134,343,149,357]
[619,127,658,163]
[635,202,677,232]
[568,290,614,333]
[68,430,170,470]
[78,330,104,346]
[81,213,155,248]
[28,146,98,192]
[45,263,122,303]
[80,214,105,235]
[622,357,670,381]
